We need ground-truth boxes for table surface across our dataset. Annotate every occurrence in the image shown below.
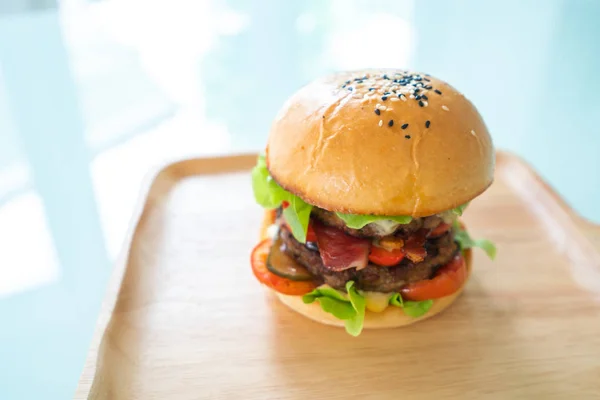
[0,1,599,399]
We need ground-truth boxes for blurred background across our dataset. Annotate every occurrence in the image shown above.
[0,0,598,398]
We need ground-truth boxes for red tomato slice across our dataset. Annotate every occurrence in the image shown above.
[250,239,317,295]
[306,221,317,243]
[368,245,406,266]
[400,253,467,301]
[428,222,451,238]
[281,220,317,243]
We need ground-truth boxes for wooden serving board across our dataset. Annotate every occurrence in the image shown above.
[75,152,600,400]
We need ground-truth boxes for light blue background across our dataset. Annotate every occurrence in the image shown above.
[0,1,598,399]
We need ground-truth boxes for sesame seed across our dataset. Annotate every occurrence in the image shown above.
[442,105,449,111]
[348,87,354,91]
[375,108,381,115]
[380,105,387,111]
[369,88,375,91]
[405,135,411,139]
[471,130,477,136]
[421,94,428,100]
[435,89,442,95]
[423,78,431,82]
[425,120,431,128]
[382,96,388,101]
[400,95,407,102]
[383,74,389,79]
[418,100,425,107]
[391,97,399,102]
[379,120,383,127]
[401,123,409,129]
[409,94,415,99]
[388,120,394,127]
[415,95,422,100]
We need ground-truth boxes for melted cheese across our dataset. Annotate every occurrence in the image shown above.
[366,211,459,235]
[368,220,402,236]
[362,291,393,312]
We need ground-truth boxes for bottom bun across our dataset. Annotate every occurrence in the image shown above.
[277,250,470,329]
[259,210,472,329]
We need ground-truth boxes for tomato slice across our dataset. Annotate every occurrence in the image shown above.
[400,253,467,301]
[281,219,317,243]
[368,245,406,266]
[250,239,317,295]
[428,222,451,238]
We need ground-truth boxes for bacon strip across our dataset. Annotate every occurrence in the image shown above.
[404,229,428,263]
[312,220,371,271]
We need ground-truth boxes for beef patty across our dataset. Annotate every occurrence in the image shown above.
[279,228,458,292]
[311,208,445,239]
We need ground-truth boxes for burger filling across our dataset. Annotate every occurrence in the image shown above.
[251,155,496,336]
[277,208,459,293]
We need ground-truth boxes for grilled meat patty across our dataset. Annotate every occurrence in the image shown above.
[279,228,458,292]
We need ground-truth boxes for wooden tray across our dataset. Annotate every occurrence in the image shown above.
[75,152,600,400]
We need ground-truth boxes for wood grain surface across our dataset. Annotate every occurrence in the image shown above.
[75,153,600,400]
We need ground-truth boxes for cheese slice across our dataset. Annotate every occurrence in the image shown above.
[361,291,393,312]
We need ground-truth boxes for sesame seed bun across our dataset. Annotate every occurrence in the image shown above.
[266,69,494,217]
[259,211,472,330]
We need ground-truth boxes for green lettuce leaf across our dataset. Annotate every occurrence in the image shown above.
[315,297,356,320]
[303,286,348,303]
[453,220,497,260]
[251,156,313,243]
[251,155,290,208]
[335,213,412,229]
[345,281,366,336]
[282,195,312,244]
[302,282,366,336]
[335,203,468,230]
[403,300,434,317]
[389,292,404,307]
[389,293,433,318]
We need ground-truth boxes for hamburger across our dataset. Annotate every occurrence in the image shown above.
[250,69,496,336]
